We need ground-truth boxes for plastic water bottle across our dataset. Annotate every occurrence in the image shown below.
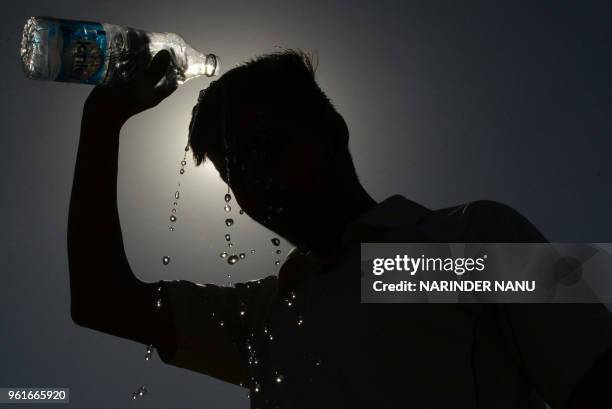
[20,16,220,85]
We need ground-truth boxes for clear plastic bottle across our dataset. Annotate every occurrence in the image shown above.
[20,16,220,85]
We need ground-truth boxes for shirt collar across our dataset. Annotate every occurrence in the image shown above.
[282,195,430,279]
[278,196,430,295]
[340,194,430,245]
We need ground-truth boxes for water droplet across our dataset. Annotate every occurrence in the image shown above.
[225,218,234,227]
[271,238,281,246]
[144,344,154,361]
[169,226,175,231]
[179,168,185,174]
[251,249,256,254]
[219,320,224,327]
[239,209,244,215]
[181,160,187,166]
[220,252,228,258]
[162,256,170,265]
[275,374,283,383]
[174,191,180,199]
[224,204,232,212]
[239,253,246,259]
[185,146,190,152]
[173,201,178,206]
[227,273,231,279]
[254,383,261,393]
[274,260,280,266]
[170,215,177,222]
[171,208,176,213]
[228,242,233,248]
[225,233,231,241]
[269,334,274,341]
[132,386,147,399]
[297,317,303,326]
[155,298,162,310]
[224,193,232,202]
[275,249,281,254]
[227,255,239,265]
[240,310,245,316]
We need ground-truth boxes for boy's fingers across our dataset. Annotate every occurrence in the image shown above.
[151,78,179,105]
[143,50,172,87]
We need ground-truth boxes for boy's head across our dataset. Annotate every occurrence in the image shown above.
[188,50,357,246]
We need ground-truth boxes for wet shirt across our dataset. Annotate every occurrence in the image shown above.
[158,196,612,409]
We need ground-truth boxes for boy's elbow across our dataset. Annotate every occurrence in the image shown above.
[70,301,93,328]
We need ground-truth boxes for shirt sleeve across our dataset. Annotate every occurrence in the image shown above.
[155,276,278,382]
[466,200,612,408]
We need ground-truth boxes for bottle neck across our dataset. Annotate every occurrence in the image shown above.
[184,48,219,81]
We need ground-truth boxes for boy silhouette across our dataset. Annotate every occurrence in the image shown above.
[68,50,611,408]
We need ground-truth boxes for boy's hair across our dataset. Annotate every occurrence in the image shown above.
[188,49,338,165]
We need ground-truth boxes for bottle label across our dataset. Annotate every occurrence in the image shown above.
[50,19,108,84]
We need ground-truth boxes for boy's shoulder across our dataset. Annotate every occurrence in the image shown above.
[416,199,547,243]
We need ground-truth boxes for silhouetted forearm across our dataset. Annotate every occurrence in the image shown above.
[68,103,162,345]
[68,104,130,283]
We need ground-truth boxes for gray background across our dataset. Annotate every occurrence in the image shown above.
[2,1,611,408]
